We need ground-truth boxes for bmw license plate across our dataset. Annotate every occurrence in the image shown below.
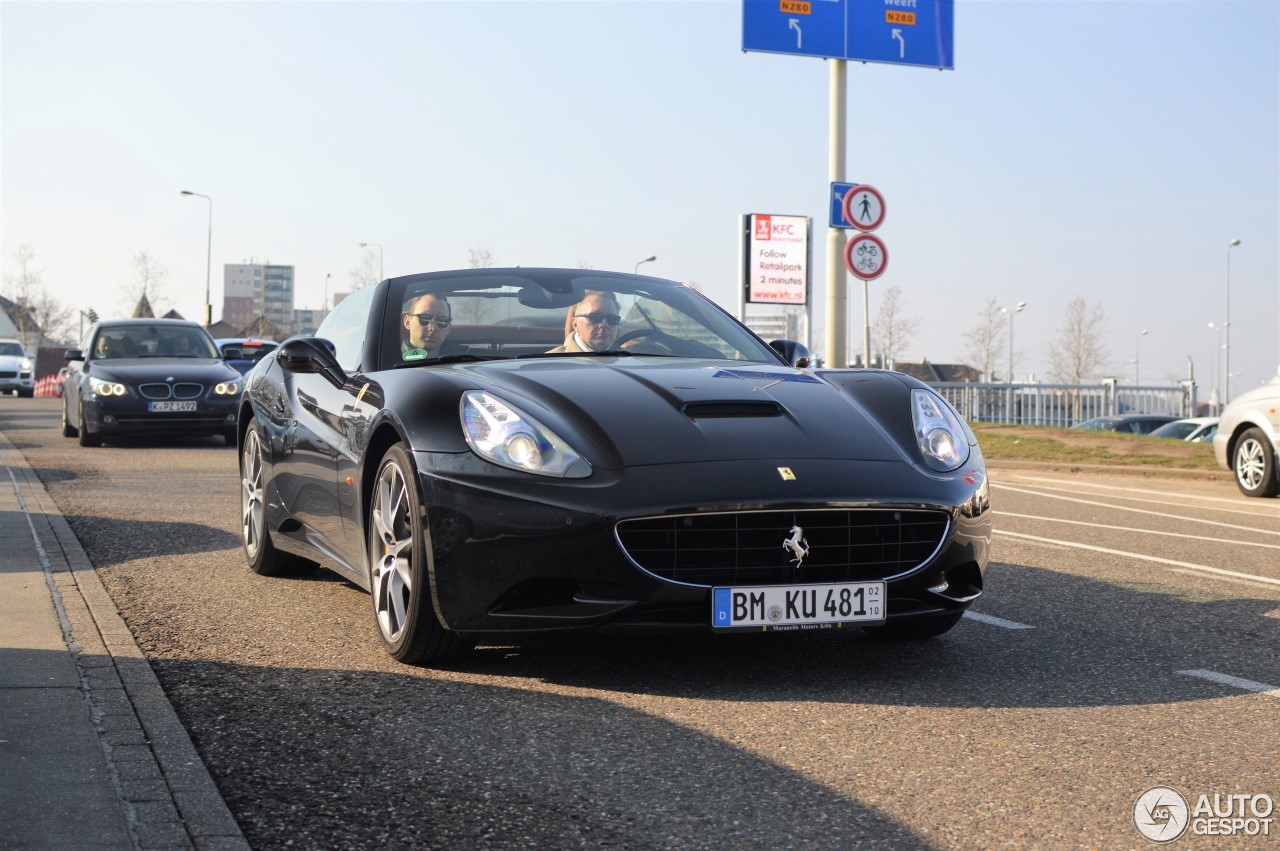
[148,401,197,412]
[712,582,886,631]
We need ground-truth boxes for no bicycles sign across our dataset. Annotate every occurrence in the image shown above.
[843,233,888,280]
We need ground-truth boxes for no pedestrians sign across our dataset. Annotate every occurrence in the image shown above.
[841,185,885,232]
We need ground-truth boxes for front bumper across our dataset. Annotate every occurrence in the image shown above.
[414,451,992,634]
[0,375,33,393]
[84,394,239,436]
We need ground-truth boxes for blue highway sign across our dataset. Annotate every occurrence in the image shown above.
[743,0,954,70]
[830,181,858,229]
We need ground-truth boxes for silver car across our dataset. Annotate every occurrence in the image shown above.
[1213,366,1280,497]
[0,338,35,397]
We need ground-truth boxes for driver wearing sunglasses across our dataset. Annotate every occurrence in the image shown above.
[549,291,622,354]
[401,293,454,360]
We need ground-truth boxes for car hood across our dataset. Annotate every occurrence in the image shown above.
[89,358,240,382]
[0,355,28,368]
[447,358,910,469]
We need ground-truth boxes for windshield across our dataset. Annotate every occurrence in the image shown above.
[381,269,781,369]
[0,342,23,357]
[93,325,219,359]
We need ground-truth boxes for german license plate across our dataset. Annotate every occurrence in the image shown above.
[148,400,197,412]
[712,582,885,630]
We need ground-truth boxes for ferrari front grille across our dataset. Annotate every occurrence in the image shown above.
[616,509,950,587]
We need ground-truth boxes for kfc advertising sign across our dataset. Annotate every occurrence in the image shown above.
[745,214,810,305]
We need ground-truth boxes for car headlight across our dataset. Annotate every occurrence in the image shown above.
[214,381,242,396]
[89,377,127,396]
[911,388,970,472]
[20,359,32,371]
[460,390,591,478]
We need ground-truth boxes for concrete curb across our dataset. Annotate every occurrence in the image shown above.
[1,432,248,850]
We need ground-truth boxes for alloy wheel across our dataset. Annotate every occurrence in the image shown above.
[371,460,414,643]
[1236,437,1266,491]
[241,430,266,559]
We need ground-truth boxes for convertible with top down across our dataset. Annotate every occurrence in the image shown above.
[237,268,992,665]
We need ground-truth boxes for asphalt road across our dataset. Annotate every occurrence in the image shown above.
[4,398,1278,849]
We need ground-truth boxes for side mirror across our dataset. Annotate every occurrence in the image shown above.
[769,340,813,370]
[278,338,348,390]
[65,349,84,362]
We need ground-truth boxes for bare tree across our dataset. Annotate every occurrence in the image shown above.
[2,244,44,351]
[348,251,380,290]
[124,251,168,315]
[871,285,919,366]
[2,243,76,349]
[963,297,1006,380]
[468,247,494,269]
[1046,298,1109,384]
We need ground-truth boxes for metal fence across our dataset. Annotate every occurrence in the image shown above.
[928,381,1198,427]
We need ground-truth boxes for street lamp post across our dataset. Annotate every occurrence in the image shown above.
[359,242,384,282]
[998,301,1025,424]
[180,190,213,326]
[1207,322,1221,414]
[1224,238,1241,403]
[1135,328,1148,386]
[1002,300,1026,384]
[634,255,656,274]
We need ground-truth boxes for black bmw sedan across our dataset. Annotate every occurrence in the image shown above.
[62,319,243,446]
[238,268,992,665]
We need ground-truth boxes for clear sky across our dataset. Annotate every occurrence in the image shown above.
[2,0,1277,397]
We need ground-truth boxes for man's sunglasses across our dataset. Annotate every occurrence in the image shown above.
[409,313,452,327]
[576,312,621,326]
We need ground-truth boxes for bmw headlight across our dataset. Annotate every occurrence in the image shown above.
[214,381,242,396]
[911,389,970,472]
[460,390,591,478]
[89,377,127,396]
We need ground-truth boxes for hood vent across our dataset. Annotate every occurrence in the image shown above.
[682,401,783,420]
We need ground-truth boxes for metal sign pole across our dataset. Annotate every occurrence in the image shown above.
[863,278,872,368]
[824,59,847,369]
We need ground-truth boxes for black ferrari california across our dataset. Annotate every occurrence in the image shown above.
[237,268,991,664]
[62,319,243,447]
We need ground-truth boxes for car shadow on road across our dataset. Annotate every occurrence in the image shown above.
[144,654,932,850]
[52,514,243,566]
[447,562,1280,711]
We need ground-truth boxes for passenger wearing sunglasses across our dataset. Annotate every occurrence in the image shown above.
[401,293,454,360]
[549,292,622,354]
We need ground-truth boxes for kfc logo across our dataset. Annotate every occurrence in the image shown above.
[755,215,772,241]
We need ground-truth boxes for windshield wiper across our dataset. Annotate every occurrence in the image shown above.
[515,350,643,359]
[392,353,493,368]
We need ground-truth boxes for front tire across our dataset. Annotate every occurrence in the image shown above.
[1233,428,1280,498]
[61,400,78,437]
[862,611,964,640]
[77,404,102,447]
[368,444,470,665]
[241,419,316,575]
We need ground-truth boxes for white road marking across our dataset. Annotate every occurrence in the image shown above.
[1167,568,1280,591]
[993,483,1280,534]
[994,529,1280,587]
[1176,669,1280,699]
[998,511,1280,551]
[962,611,1035,630]
[996,475,1280,517]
